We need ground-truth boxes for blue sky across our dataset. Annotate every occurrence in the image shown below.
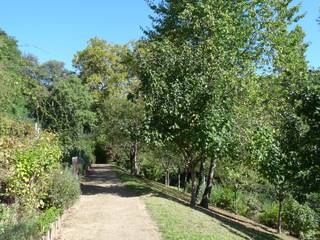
[0,0,319,70]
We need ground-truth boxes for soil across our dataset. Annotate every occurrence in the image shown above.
[57,164,161,240]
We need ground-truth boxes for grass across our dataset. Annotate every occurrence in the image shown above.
[145,196,247,240]
[111,165,294,240]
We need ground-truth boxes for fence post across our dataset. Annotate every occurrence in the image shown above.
[72,156,78,178]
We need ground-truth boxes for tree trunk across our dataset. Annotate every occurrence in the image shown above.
[183,170,188,192]
[165,170,170,186]
[195,157,205,201]
[277,198,283,234]
[177,169,181,189]
[200,158,216,209]
[190,170,197,208]
[130,141,139,176]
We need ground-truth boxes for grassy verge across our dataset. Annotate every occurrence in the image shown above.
[111,165,293,240]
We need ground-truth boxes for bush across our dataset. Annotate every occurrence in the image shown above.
[258,202,278,228]
[244,194,262,219]
[1,214,40,240]
[48,168,80,209]
[283,197,318,240]
[0,204,17,235]
[37,207,62,233]
[0,207,61,240]
[232,192,250,216]
[306,192,320,215]
[209,185,234,210]
[209,185,264,218]
[6,133,61,209]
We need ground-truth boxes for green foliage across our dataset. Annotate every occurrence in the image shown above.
[0,115,34,138]
[139,151,163,181]
[0,204,17,235]
[37,60,70,87]
[210,185,234,210]
[28,73,97,162]
[135,0,309,208]
[73,38,129,99]
[72,135,96,168]
[35,76,96,136]
[306,192,320,215]
[48,168,80,209]
[0,207,61,240]
[6,133,61,209]
[0,29,82,240]
[97,93,144,153]
[258,203,279,228]
[292,71,320,193]
[283,197,319,239]
[1,214,40,240]
[209,185,248,216]
[0,30,28,118]
[36,207,61,233]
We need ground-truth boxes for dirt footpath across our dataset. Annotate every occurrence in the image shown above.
[57,164,161,240]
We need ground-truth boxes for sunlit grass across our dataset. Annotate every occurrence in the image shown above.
[112,165,291,240]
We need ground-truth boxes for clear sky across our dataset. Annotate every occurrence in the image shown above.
[0,0,319,70]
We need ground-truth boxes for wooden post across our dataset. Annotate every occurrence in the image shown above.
[72,156,78,178]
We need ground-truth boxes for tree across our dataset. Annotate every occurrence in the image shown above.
[98,95,144,175]
[0,29,29,118]
[73,38,128,101]
[37,60,70,87]
[293,71,320,194]
[151,144,183,186]
[251,14,308,233]
[135,0,305,208]
[31,75,96,158]
[74,39,145,173]
[73,39,145,171]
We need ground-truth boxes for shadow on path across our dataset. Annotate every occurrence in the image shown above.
[80,165,152,198]
[109,165,286,240]
[81,165,286,240]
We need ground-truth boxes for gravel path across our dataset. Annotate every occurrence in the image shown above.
[57,164,161,240]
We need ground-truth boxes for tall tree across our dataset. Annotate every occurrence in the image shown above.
[135,0,306,208]
[37,60,70,87]
[75,39,145,172]
[293,71,320,194]
[73,38,128,101]
[30,75,96,157]
[0,29,29,118]
[251,8,308,233]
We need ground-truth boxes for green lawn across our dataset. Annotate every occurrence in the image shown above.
[112,165,293,240]
[145,196,247,240]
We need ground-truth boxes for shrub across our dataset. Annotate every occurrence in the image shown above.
[209,185,264,218]
[5,133,61,209]
[306,192,320,215]
[1,214,40,240]
[0,207,61,240]
[232,191,250,216]
[209,185,234,210]
[48,168,80,209]
[244,194,262,219]
[258,202,278,228]
[0,204,17,235]
[139,151,163,182]
[37,207,62,233]
[283,197,318,240]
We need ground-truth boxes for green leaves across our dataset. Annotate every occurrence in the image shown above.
[73,38,129,100]
[6,132,62,209]
[0,30,29,118]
